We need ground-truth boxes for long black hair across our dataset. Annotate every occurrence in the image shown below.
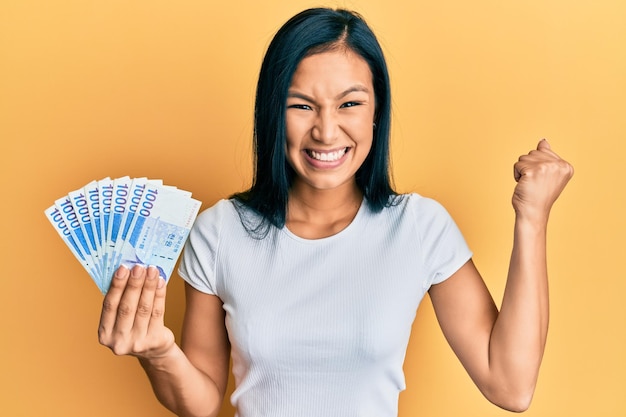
[232,8,397,236]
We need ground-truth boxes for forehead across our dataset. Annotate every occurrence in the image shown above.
[290,49,373,91]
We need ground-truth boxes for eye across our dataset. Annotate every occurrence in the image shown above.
[287,104,312,110]
[340,101,361,109]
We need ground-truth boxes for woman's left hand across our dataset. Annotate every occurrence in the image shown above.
[512,139,574,223]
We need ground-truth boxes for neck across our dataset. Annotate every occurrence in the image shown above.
[286,180,363,239]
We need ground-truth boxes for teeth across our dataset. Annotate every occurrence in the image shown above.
[308,148,347,162]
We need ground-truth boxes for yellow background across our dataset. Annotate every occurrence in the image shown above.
[1,0,624,416]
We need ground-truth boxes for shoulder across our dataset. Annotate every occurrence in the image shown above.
[383,193,452,221]
[383,193,464,245]
[180,199,251,295]
[188,199,243,246]
[395,194,472,286]
[360,193,458,242]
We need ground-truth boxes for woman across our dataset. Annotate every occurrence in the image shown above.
[98,8,573,417]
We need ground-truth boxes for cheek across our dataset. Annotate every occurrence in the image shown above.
[347,118,375,146]
[284,122,297,150]
[346,108,374,132]
[285,115,305,147]
[351,122,374,161]
[284,124,300,167]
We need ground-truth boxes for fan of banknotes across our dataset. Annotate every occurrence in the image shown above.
[45,177,201,294]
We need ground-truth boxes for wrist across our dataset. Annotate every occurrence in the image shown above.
[513,214,548,239]
[139,342,181,371]
[513,205,550,227]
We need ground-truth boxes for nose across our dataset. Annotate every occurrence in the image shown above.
[312,109,339,144]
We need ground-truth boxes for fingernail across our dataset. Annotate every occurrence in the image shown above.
[147,265,158,280]
[115,265,129,279]
[157,277,166,289]
[131,264,146,278]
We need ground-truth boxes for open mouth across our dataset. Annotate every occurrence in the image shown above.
[305,147,349,162]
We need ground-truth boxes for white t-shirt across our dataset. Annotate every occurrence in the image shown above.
[179,193,472,417]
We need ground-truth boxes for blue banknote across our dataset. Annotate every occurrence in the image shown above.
[105,176,131,280]
[55,195,103,283]
[117,184,200,286]
[45,204,100,282]
[68,185,104,289]
[110,178,163,280]
[98,177,114,281]
[84,179,107,276]
[46,177,201,294]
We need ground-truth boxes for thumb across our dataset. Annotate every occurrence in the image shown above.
[537,138,551,151]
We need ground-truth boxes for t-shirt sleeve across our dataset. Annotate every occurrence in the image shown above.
[411,195,473,288]
[177,200,226,296]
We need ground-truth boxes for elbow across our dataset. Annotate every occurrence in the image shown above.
[496,396,533,413]
[482,382,536,413]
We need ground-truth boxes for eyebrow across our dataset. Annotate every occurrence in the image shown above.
[287,85,371,102]
[337,85,371,99]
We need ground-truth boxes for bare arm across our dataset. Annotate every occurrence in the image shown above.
[428,139,573,411]
[99,265,230,417]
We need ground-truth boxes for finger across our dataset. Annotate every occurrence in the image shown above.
[99,265,130,339]
[518,147,559,166]
[112,264,148,335]
[513,154,541,182]
[132,265,161,337]
[537,138,551,151]
[514,151,536,182]
[536,138,563,160]
[513,160,524,182]
[148,275,168,334]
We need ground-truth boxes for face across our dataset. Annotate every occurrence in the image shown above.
[285,49,376,194]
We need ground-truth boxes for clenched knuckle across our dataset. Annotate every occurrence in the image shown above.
[132,340,147,353]
[558,160,573,172]
[111,344,127,356]
[97,330,109,346]
[108,339,120,354]
[523,168,536,178]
